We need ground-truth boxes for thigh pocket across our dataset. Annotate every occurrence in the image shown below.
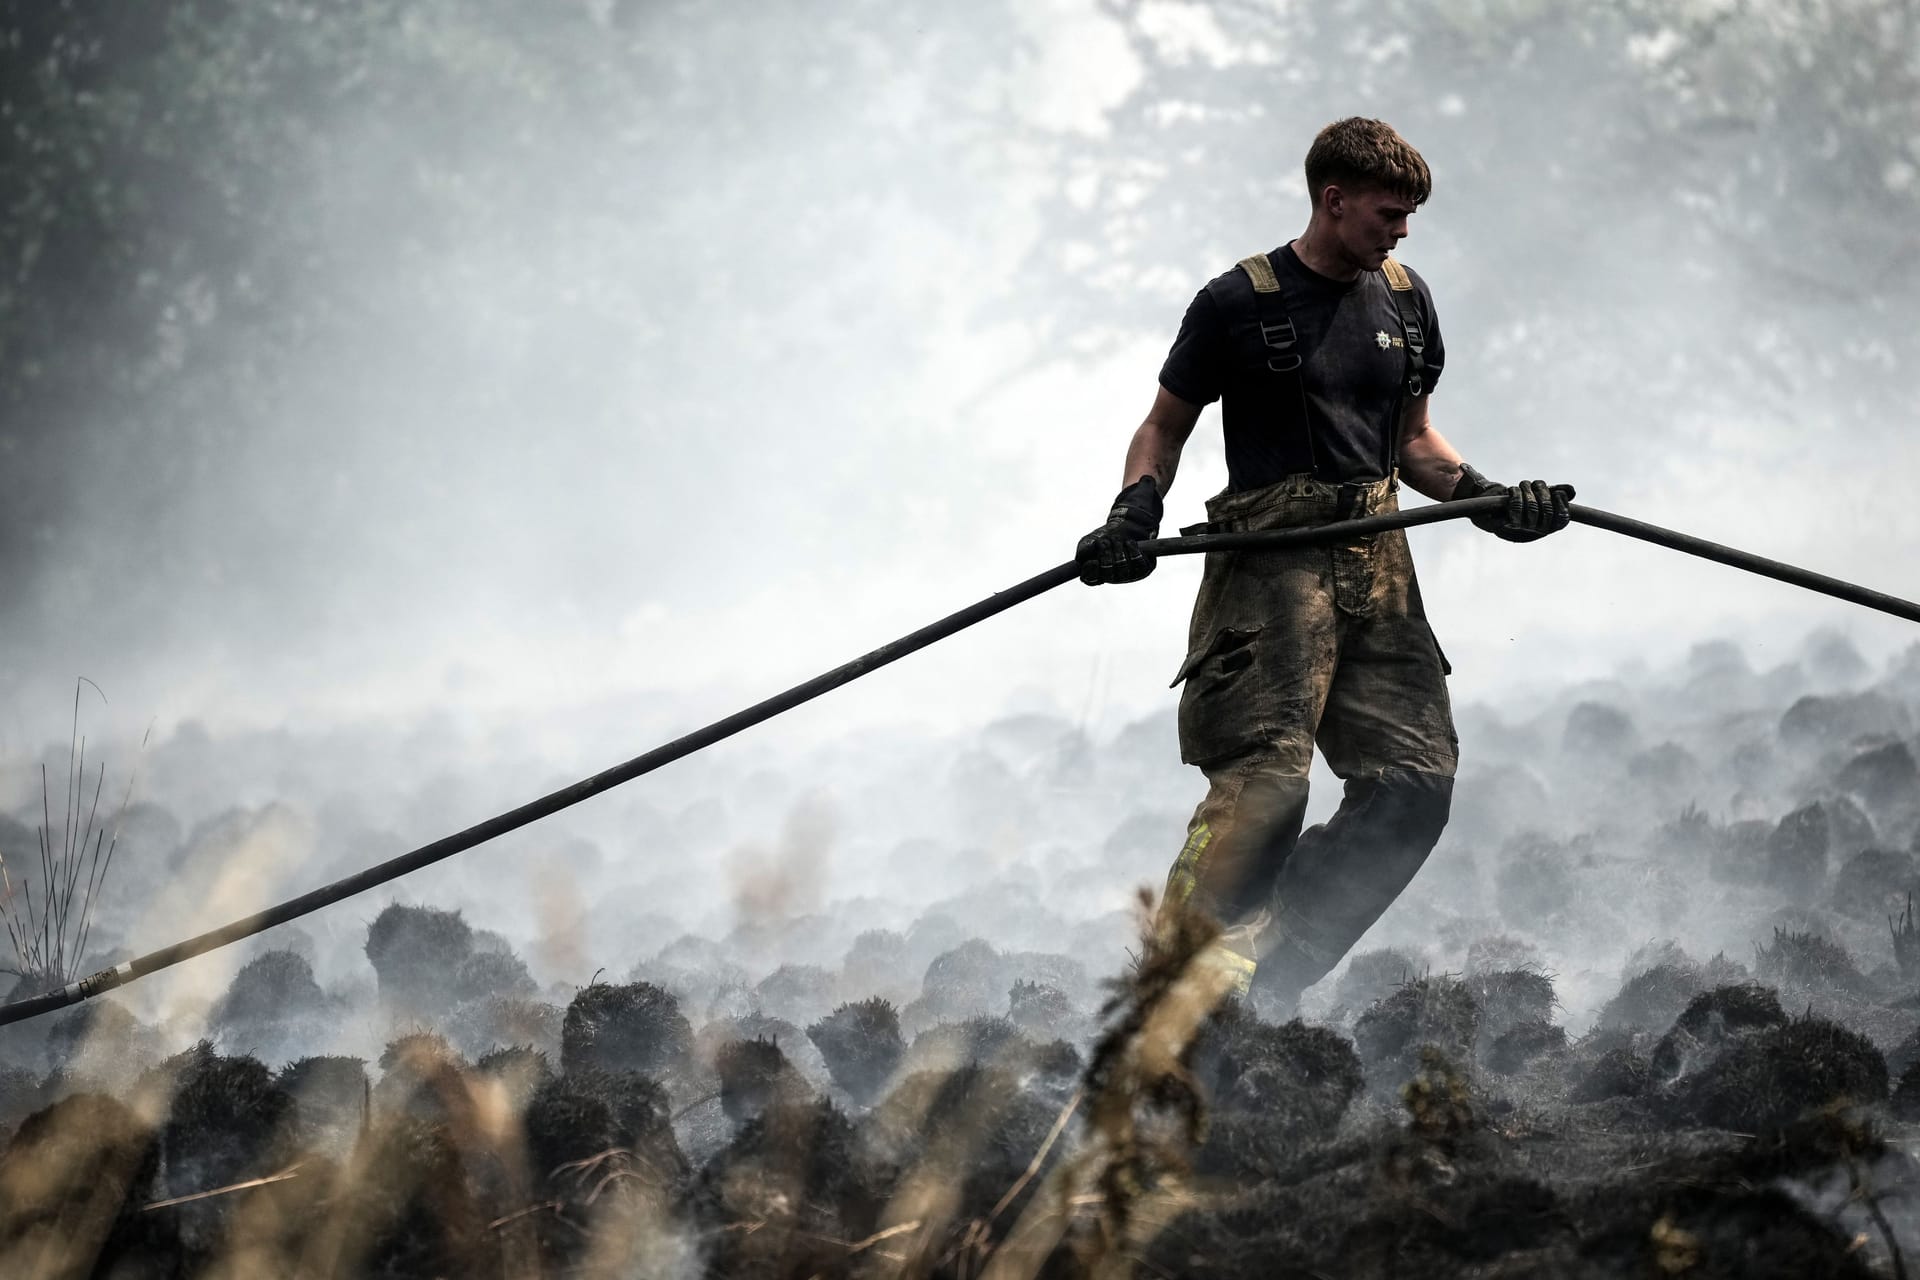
[1171,625,1263,689]
[1174,625,1269,765]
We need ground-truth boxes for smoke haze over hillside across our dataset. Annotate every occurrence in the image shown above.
[2,0,1915,750]
[1,0,1918,1021]
[9,12,1920,1272]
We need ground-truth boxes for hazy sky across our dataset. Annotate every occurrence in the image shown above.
[3,0,1919,1037]
[3,0,1916,775]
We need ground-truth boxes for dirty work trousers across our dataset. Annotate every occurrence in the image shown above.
[1162,471,1458,1008]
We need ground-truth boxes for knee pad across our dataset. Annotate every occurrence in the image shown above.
[1330,767,1452,891]
[1272,767,1454,960]
[1370,767,1454,851]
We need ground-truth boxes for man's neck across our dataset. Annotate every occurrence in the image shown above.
[1290,224,1362,282]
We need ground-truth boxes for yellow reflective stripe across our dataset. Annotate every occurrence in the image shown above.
[1196,940,1258,997]
[1164,822,1214,906]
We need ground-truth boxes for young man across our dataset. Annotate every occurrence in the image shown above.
[1077,117,1573,1014]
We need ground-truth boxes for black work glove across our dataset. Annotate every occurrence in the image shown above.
[1076,476,1164,585]
[1452,464,1575,543]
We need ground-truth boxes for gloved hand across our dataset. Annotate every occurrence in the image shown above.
[1452,464,1575,543]
[1076,476,1163,584]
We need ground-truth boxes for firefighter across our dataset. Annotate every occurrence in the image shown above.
[1078,117,1573,1014]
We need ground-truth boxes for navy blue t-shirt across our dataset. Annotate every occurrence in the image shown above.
[1158,243,1445,490]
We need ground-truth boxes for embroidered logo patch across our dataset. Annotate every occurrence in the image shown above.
[1375,330,1392,349]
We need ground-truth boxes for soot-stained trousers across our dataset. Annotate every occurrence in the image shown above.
[1156,243,1458,1008]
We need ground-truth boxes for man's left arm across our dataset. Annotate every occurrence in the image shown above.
[1397,393,1466,502]
[1397,394,1576,540]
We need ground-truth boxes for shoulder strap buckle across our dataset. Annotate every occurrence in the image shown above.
[1258,315,1303,372]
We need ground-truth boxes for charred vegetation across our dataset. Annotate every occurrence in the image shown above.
[10,648,1920,1273]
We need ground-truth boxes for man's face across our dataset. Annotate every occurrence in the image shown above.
[1326,183,1415,270]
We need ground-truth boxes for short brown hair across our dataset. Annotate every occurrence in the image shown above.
[1304,118,1431,208]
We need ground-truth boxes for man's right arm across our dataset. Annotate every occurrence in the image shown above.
[1076,385,1203,586]
[1076,285,1215,586]
[1120,385,1203,495]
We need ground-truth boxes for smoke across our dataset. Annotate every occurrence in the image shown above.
[13,9,1920,1274]
[1,0,1918,1127]
[2,0,1913,753]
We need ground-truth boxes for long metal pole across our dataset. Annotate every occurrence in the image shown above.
[2,497,1913,1027]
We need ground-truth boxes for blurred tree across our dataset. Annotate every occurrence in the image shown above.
[1013,0,1920,471]
[4,0,1911,690]
[0,0,1031,655]
[1615,0,1920,426]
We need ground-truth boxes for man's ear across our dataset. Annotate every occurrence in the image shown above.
[1322,182,1346,217]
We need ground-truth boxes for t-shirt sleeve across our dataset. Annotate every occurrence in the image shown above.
[1407,267,1446,396]
[1157,287,1229,407]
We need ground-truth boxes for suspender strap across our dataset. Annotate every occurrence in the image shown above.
[1238,253,1300,373]
[1380,255,1427,399]
[1379,255,1426,475]
[1236,253,1320,476]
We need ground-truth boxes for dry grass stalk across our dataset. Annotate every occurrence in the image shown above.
[141,1162,306,1212]
[0,681,140,993]
[983,890,1231,1280]
[863,1025,1085,1277]
[936,1091,1084,1276]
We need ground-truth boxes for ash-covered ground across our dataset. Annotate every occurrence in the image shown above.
[6,628,1920,1277]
